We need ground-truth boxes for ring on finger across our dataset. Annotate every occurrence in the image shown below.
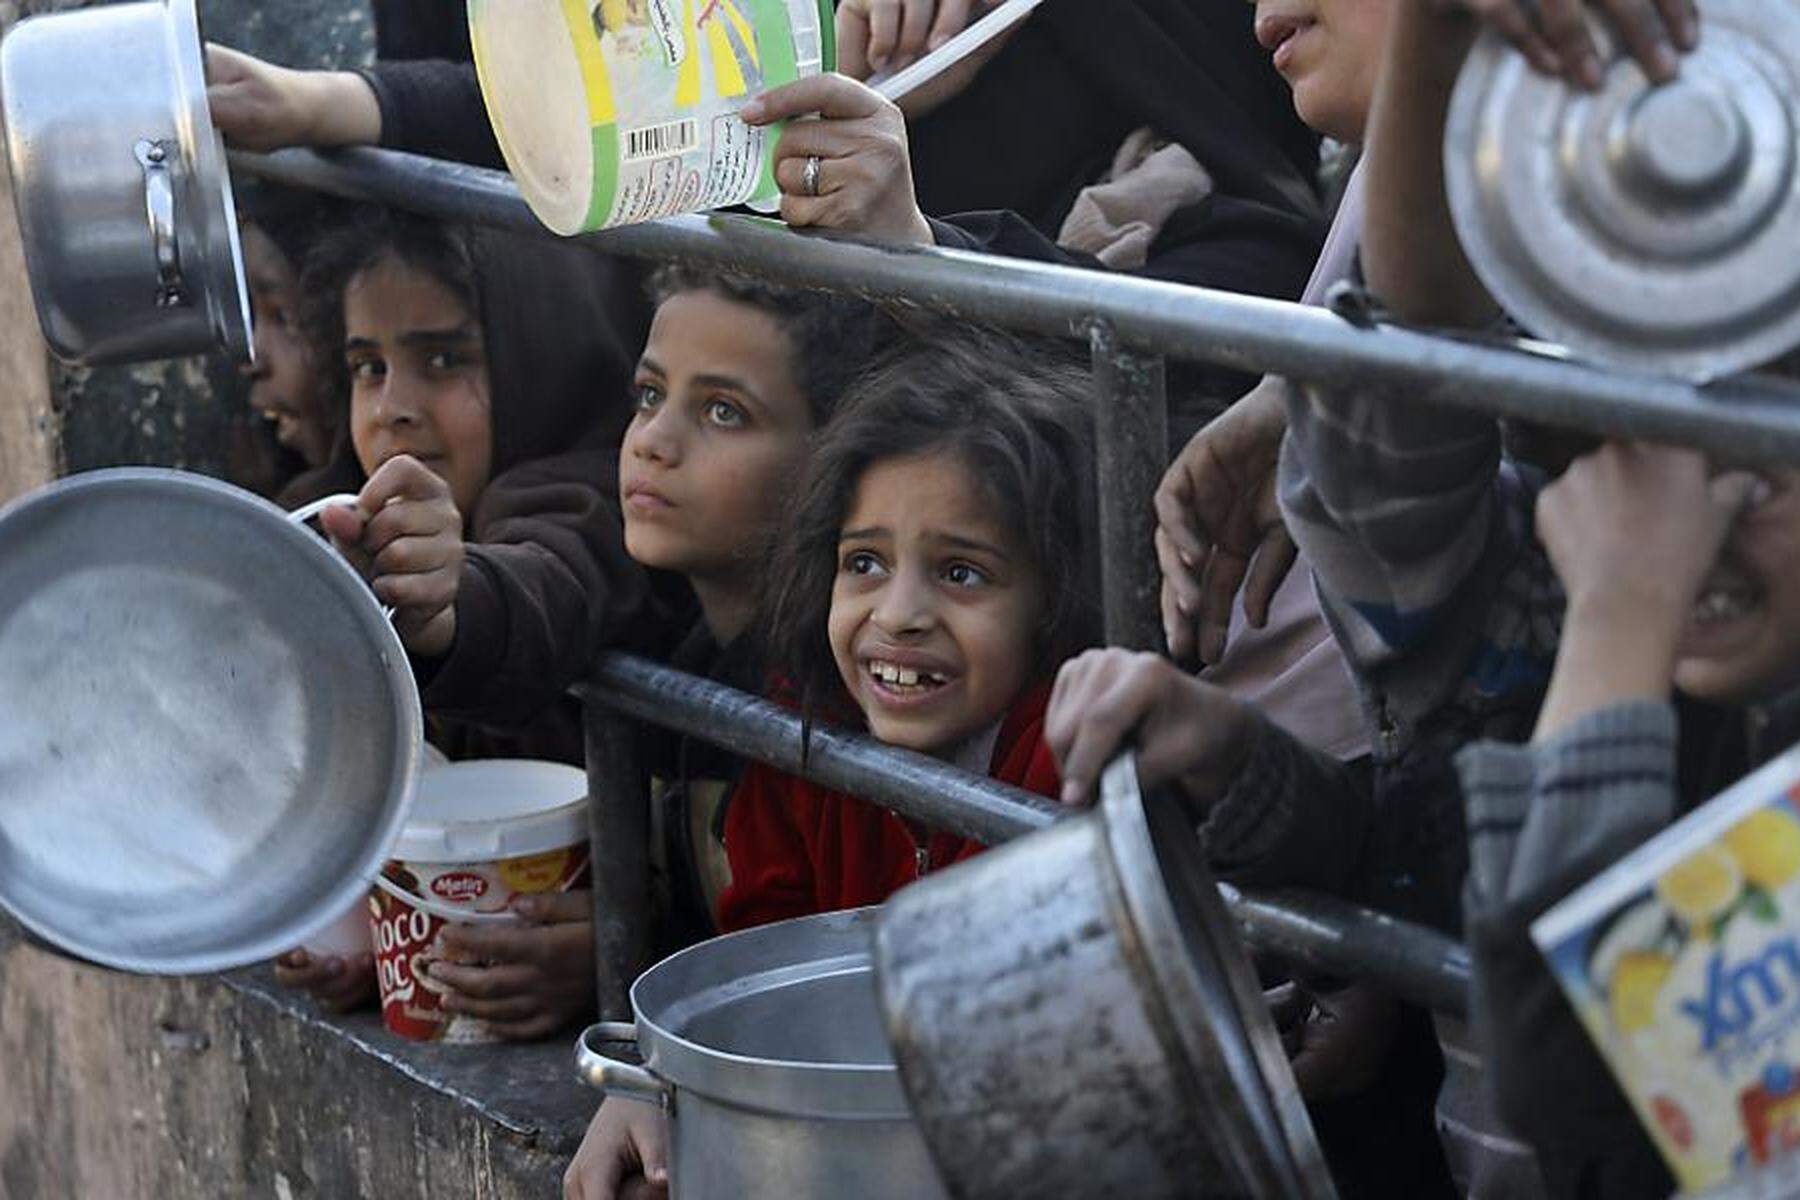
[802,154,823,197]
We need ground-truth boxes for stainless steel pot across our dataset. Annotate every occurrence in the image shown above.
[1,0,251,364]
[0,470,420,973]
[873,757,1336,1199]
[576,907,950,1199]
[1445,0,1800,382]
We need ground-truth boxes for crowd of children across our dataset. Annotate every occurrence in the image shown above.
[184,0,1798,1196]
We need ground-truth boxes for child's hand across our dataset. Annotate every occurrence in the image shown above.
[1439,0,1696,90]
[1155,380,1294,667]
[274,948,378,1013]
[563,1098,670,1200]
[1045,649,1256,808]
[318,455,465,660]
[205,44,381,151]
[425,891,597,1041]
[1267,980,1400,1102]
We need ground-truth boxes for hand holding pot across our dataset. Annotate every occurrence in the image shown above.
[1432,0,1695,89]
[564,1097,671,1200]
[425,890,596,1041]
[1045,649,1257,808]
[274,948,378,1013]
[204,44,381,152]
[318,455,465,660]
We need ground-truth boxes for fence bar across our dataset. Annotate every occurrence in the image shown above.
[583,707,651,1021]
[235,146,1800,466]
[1090,323,1170,650]
[578,654,1468,1014]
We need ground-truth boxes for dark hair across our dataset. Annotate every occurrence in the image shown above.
[299,206,481,410]
[765,327,1100,722]
[647,264,888,428]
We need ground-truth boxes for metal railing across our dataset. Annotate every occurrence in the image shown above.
[233,144,1794,1026]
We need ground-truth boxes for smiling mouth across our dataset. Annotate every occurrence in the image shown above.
[1691,573,1760,627]
[865,658,953,696]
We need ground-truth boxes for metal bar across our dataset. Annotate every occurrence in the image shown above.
[234,146,1800,466]
[1090,323,1170,651]
[578,654,1468,1014]
[583,707,651,1022]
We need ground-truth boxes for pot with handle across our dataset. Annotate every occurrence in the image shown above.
[574,907,949,1199]
[0,470,419,974]
[872,755,1337,1199]
[1,0,251,364]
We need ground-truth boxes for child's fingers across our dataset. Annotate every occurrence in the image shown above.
[866,0,901,71]
[1533,0,1605,88]
[359,453,451,513]
[1196,545,1250,666]
[835,3,873,80]
[429,959,539,1001]
[372,532,457,578]
[1242,530,1299,632]
[1152,462,1209,576]
[372,569,458,614]
[1654,0,1699,49]
[1045,651,1105,764]
[1154,526,1203,628]
[437,920,536,964]
[316,502,367,546]
[1160,576,1195,666]
[1597,0,1681,82]
[363,499,458,557]
[927,0,975,50]
[1055,681,1149,806]
[438,987,544,1022]
[513,890,593,925]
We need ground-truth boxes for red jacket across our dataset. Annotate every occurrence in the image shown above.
[716,684,1060,932]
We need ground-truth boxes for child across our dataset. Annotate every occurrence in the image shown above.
[618,265,891,945]
[564,329,1101,1200]
[273,207,677,1038]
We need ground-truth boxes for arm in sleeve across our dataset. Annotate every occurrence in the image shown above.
[357,60,504,168]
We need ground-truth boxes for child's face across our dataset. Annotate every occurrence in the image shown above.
[344,257,493,516]
[619,291,815,583]
[1252,0,1394,143]
[829,451,1047,756]
[241,224,332,467]
[1674,470,1800,703]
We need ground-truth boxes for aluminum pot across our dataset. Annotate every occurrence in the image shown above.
[873,757,1336,1200]
[576,907,950,1199]
[0,470,420,973]
[1,0,251,364]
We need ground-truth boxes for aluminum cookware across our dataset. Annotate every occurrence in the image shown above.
[0,470,420,973]
[1,0,251,364]
[576,907,949,1199]
[1445,0,1800,382]
[873,756,1335,1199]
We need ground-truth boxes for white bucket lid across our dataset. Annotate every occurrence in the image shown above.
[395,759,589,863]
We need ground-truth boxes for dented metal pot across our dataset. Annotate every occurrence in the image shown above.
[873,756,1335,1200]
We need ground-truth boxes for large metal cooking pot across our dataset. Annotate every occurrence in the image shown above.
[576,907,950,1199]
[873,757,1336,1199]
[0,470,420,973]
[1444,0,1800,382]
[1,0,251,364]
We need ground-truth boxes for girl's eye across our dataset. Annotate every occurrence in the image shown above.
[705,398,746,428]
[634,382,663,411]
[348,358,385,383]
[942,562,989,588]
[427,351,468,372]
[842,550,885,577]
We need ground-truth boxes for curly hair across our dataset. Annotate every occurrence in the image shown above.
[763,326,1101,724]
[646,264,890,429]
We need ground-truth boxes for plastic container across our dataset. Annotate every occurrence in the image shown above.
[371,759,591,1043]
[468,0,833,234]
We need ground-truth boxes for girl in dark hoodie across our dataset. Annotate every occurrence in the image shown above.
[274,207,685,1038]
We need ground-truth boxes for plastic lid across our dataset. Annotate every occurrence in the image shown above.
[394,759,589,863]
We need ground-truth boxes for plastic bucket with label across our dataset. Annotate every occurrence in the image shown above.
[468,0,834,234]
[370,759,591,1043]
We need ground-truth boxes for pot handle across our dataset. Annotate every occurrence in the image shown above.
[287,495,398,621]
[134,139,184,308]
[577,1022,673,1109]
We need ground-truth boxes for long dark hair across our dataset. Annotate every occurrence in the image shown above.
[765,327,1101,723]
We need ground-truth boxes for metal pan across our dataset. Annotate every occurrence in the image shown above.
[0,470,420,974]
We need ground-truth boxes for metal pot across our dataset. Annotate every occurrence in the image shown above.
[1444,0,1800,382]
[0,470,420,973]
[872,757,1335,1199]
[576,907,950,1199]
[1,0,251,364]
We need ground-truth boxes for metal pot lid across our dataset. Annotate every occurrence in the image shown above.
[1445,1,1800,382]
[0,470,420,974]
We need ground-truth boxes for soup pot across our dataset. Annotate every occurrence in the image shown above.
[1,0,251,364]
[0,470,419,973]
[872,756,1336,1199]
[575,907,950,1199]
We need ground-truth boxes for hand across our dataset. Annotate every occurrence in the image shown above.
[1437,0,1697,89]
[1266,980,1400,1101]
[738,76,934,246]
[1155,380,1295,666]
[205,44,381,151]
[1046,649,1257,808]
[836,0,1002,77]
[274,948,378,1013]
[318,455,465,659]
[564,1097,670,1200]
[425,890,597,1041]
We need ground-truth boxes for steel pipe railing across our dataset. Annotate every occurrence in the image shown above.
[578,653,1471,1017]
[235,146,1800,467]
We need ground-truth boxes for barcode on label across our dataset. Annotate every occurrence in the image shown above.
[624,118,699,161]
